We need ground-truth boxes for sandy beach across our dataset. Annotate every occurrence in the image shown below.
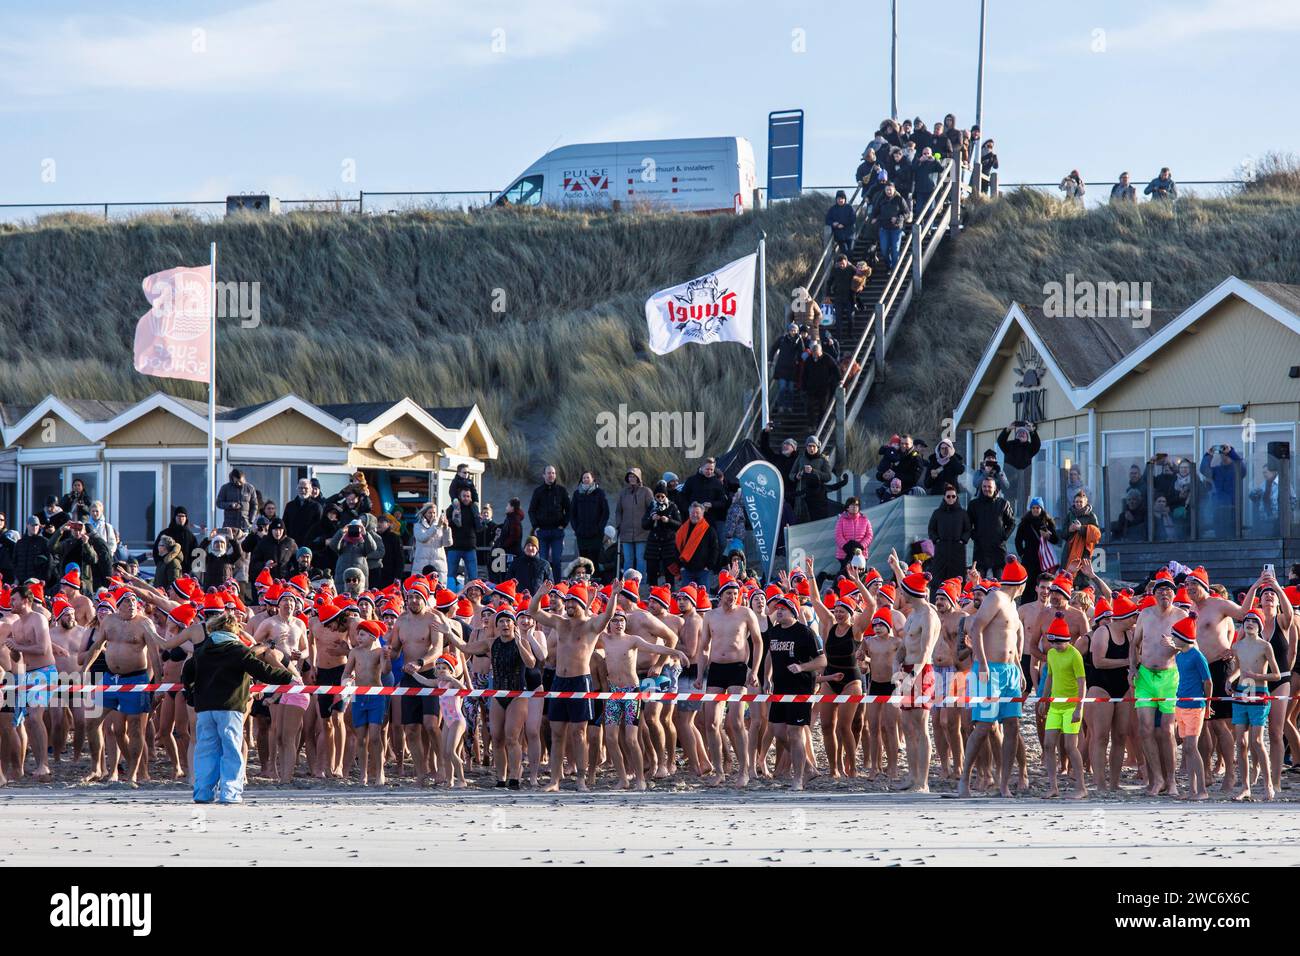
[2,786,1297,866]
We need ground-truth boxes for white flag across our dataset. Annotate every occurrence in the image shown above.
[644,253,756,355]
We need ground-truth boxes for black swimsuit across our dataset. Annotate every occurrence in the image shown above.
[1264,617,1292,692]
[491,638,525,709]
[824,624,862,693]
[1084,623,1130,699]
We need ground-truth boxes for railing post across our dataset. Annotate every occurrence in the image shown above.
[969,159,981,196]
[834,386,847,468]
[104,203,109,221]
[874,303,886,381]
[358,190,364,214]
[989,170,999,197]
[911,222,923,292]
[949,161,961,239]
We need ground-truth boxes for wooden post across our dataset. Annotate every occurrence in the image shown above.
[989,170,999,197]
[874,303,886,381]
[911,222,923,292]
[949,161,961,239]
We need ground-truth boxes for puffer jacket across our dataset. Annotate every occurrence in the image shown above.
[642,499,682,563]
[411,514,452,576]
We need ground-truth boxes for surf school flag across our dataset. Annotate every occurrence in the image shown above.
[132,265,213,383]
[644,253,756,355]
[736,458,784,581]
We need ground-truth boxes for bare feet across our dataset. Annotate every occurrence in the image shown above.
[1067,788,1088,800]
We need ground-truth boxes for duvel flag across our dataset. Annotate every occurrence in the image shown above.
[644,253,755,355]
[133,265,212,383]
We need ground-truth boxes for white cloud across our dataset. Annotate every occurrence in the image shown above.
[0,0,612,100]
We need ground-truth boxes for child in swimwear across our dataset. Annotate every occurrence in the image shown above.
[408,657,467,788]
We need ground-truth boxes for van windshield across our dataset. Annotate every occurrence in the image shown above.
[497,174,543,206]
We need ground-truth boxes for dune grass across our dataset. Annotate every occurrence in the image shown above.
[853,162,1300,464]
[0,198,828,479]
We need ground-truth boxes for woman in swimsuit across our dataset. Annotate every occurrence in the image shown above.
[517,610,549,788]
[811,595,865,778]
[467,608,536,789]
[1256,584,1298,792]
[746,588,776,778]
[863,609,903,781]
[1082,598,1136,792]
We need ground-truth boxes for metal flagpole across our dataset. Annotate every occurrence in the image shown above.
[758,232,769,430]
[207,241,217,536]
[890,0,899,121]
[975,0,987,129]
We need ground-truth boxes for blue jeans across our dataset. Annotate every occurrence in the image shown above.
[879,226,902,268]
[775,377,796,410]
[447,548,478,586]
[193,709,247,804]
[535,528,566,581]
[680,567,711,590]
[621,541,646,576]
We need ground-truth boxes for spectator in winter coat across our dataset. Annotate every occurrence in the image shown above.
[790,436,835,523]
[997,421,1042,504]
[888,147,915,198]
[327,471,373,518]
[1144,167,1177,201]
[785,288,824,337]
[329,520,382,591]
[411,504,452,578]
[978,139,998,194]
[1059,169,1086,207]
[879,434,925,493]
[801,323,841,363]
[156,506,200,575]
[198,530,244,590]
[912,147,943,210]
[834,497,873,566]
[527,464,570,583]
[569,471,610,574]
[614,468,654,576]
[511,536,553,596]
[871,182,912,270]
[1014,497,1059,585]
[282,479,324,551]
[801,340,840,422]
[642,482,682,585]
[827,253,856,328]
[772,322,805,413]
[922,440,966,494]
[760,426,801,507]
[825,189,856,255]
[60,479,92,519]
[53,521,98,591]
[877,477,905,504]
[12,516,52,585]
[674,502,720,589]
[444,489,481,584]
[966,476,1016,577]
[305,504,342,573]
[373,513,404,588]
[850,260,872,312]
[974,450,1012,496]
[1200,444,1244,539]
[250,519,298,580]
[215,469,259,532]
[499,498,525,561]
[876,435,902,483]
[927,485,971,583]
[1109,172,1137,204]
[681,460,729,528]
[153,535,184,595]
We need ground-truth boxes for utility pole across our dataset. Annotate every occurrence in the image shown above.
[890,0,899,121]
[975,0,987,129]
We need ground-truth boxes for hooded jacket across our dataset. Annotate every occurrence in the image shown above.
[412,511,452,574]
[153,539,184,594]
[922,447,966,494]
[181,632,297,712]
[156,508,200,574]
[614,469,654,543]
[329,525,381,590]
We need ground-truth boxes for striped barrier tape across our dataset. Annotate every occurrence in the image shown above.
[2,682,1289,706]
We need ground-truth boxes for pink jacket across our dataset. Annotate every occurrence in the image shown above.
[834,511,873,560]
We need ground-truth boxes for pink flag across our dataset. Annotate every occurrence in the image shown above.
[133,265,213,383]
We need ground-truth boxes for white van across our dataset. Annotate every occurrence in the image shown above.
[495,137,757,214]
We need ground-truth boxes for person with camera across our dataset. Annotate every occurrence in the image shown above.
[411,503,452,578]
[642,481,682,586]
[198,528,244,590]
[1199,442,1244,539]
[871,181,912,271]
[834,497,873,575]
[215,468,258,532]
[329,519,381,591]
[975,449,1011,496]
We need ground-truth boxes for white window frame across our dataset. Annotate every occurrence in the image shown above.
[1101,428,1147,524]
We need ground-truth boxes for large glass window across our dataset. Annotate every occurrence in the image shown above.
[1200,426,1244,540]
[499,174,544,206]
[1103,431,1147,543]
[1150,431,1193,541]
[1244,424,1294,538]
[29,467,63,518]
[169,464,209,535]
[229,465,283,517]
[116,469,159,551]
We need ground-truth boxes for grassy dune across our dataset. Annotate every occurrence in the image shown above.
[0,199,828,479]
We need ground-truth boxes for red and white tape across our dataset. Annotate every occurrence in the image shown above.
[8,682,1289,706]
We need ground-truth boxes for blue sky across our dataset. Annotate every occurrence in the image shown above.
[2,0,1297,208]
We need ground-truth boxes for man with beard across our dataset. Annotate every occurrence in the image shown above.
[1130,571,1187,796]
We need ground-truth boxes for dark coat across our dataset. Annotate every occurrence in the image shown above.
[569,485,610,540]
[528,482,570,532]
[282,497,323,549]
[997,426,1043,471]
[11,534,52,585]
[677,518,719,572]
[967,494,1016,549]
[772,332,803,381]
[181,635,297,713]
[790,450,834,522]
[681,472,728,526]
[922,452,966,494]
[250,533,298,580]
[1014,511,1059,582]
[156,511,200,574]
[642,499,682,564]
[927,500,972,580]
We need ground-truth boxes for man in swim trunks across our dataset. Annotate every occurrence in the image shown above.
[599,609,689,790]
[615,582,681,779]
[528,580,618,792]
[931,578,966,779]
[699,577,763,787]
[310,600,353,780]
[958,556,1027,798]
[888,551,941,793]
[4,584,57,781]
[390,582,457,785]
[1131,572,1186,797]
[671,585,711,776]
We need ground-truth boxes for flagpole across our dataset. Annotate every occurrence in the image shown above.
[207,241,217,536]
[758,232,769,430]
